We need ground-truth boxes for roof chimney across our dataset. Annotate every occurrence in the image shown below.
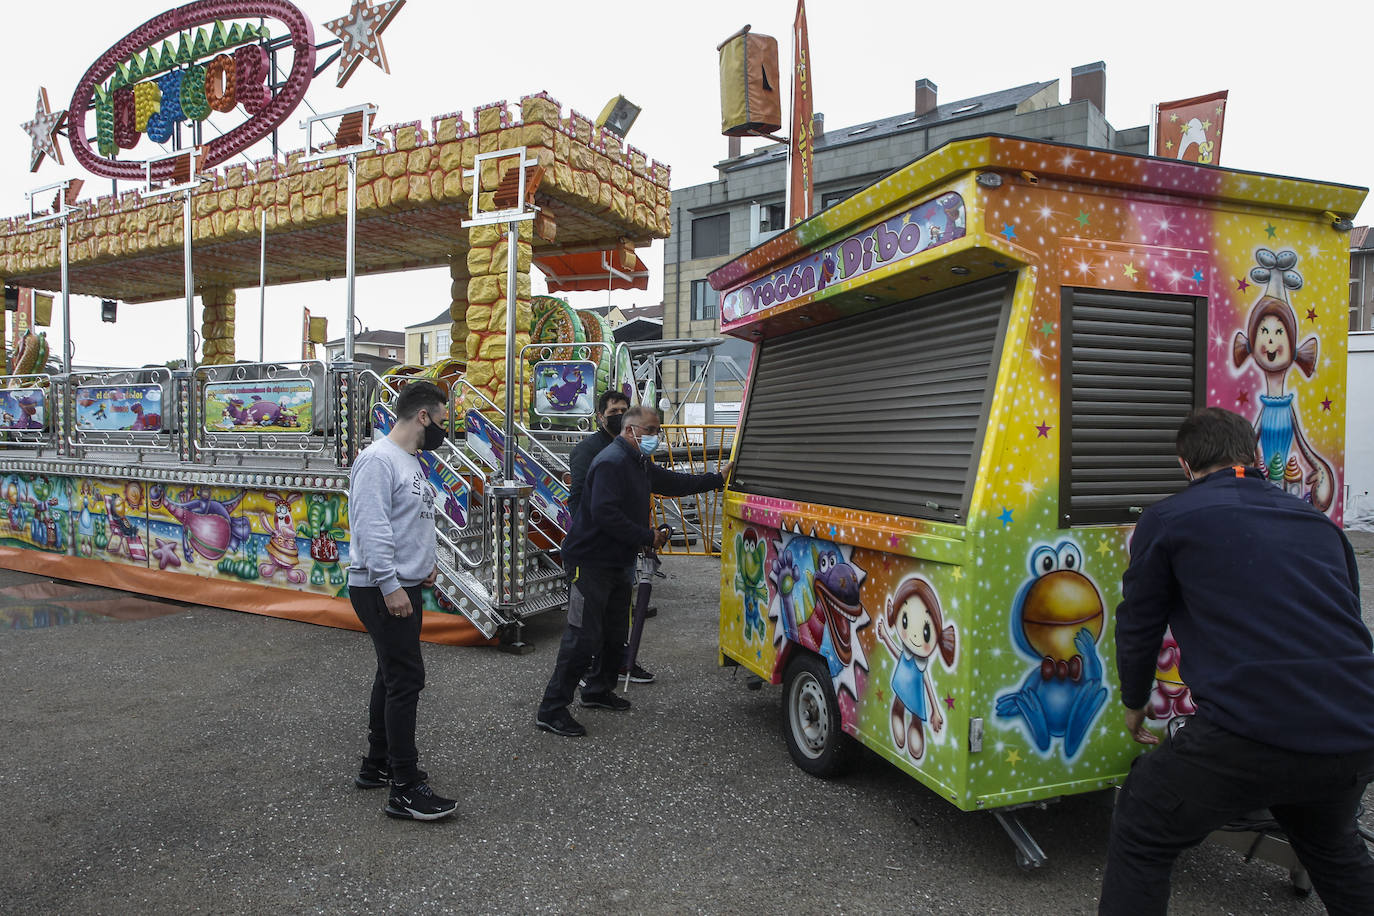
[1070,61,1106,114]
[914,79,938,117]
[811,112,825,139]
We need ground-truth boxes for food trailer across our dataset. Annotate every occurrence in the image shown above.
[710,134,1364,864]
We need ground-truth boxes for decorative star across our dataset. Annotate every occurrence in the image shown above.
[1075,211,1089,227]
[322,0,407,88]
[1264,223,1277,240]
[875,687,886,703]
[1305,307,1317,322]
[1000,223,1017,242]
[1236,277,1250,293]
[1202,119,1212,131]
[951,567,963,581]
[1035,421,1052,439]
[1321,396,1332,412]
[889,534,900,547]
[1164,139,1174,151]
[1191,268,1204,284]
[944,694,955,710]
[1236,390,1250,406]
[1006,748,1022,765]
[1040,320,1055,336]
[1123,262,1138,280]
[152,538,181,570]
[1096,539,1112,557]
[1169,113,1179,123]
[21,87,66,172]
[997,506,1013,527]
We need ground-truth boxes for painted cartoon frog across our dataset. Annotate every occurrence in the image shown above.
[734,528,769,642]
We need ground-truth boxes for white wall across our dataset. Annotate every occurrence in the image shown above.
[1347,333,1374,530]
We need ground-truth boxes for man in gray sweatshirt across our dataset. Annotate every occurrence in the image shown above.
[347,380,456,821]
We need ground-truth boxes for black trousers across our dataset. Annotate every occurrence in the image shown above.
[538,564,633,718]
[1100,713,1374,915]
[351,585,426,785]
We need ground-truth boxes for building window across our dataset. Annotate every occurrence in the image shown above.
[758,202,786,232]
[821,188,858,210]
[1059,287,1205,526]
[419,333,429,363]
[691,213,730,259]
[436,328,451,357]
[691,279,719,322]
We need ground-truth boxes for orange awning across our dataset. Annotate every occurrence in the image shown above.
[534,249,649,292]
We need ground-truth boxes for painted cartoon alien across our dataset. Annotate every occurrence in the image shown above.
[876,577,956,761]
[995,541,1108,758]
[770,534,868,689]
[733,528,769,642]
[1233,247,1334,511]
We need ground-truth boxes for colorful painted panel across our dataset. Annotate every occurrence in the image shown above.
[0,389,46,430]
[720,192,965,329]
[75,384,163,432]
[77,479,149,567]
[1,474,71,554]
[531,360,595,417]
[465,410,571,530]
[205,379,312,433]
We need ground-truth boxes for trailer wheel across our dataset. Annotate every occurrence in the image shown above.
[781,653,855,777]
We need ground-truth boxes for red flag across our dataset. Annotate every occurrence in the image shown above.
[788,0,814,225]
[1154,91,1228,165]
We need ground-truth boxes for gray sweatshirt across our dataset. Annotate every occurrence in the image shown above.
[347,436,437,595]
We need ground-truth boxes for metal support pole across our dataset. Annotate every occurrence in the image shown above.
[258,211,267,362]
[345,155,358,363]
[60,217,71,375]
[502,220,518,482]
[183,188,195,369]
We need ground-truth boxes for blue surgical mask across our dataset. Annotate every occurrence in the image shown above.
[638,434,659,456]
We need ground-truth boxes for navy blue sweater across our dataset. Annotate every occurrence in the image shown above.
[1116,466,1374,753]
[560,436,724,569]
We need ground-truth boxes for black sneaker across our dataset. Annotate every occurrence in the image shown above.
[581,691,632,711]
[619,663,656,684]
[355,760,427,789]
[385,781,457,821]
[536,710,587,737]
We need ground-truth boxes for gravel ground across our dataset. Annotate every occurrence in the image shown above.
[1,534,1371,915]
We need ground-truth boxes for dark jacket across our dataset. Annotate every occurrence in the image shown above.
[567,428,614,519]
[560,436,724,569]
[1115,465,1374,754]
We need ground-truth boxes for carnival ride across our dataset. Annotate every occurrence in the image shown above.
[0,0,674,646]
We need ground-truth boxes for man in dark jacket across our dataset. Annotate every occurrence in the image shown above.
[1100,407,1374,915]
[567,389,629,518]
[536,405,731,737]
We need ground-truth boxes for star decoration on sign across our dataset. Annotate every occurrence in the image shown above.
[1305,307,1317,322]
[323,0,407,88]
[1035,421,1052,439]
[997,506,1014,528]
[1191,268,1205,285]
[1040,320,1055,336]
[1075,211,1089,227]
[21,87,66,172]
[944,694,955,711]
[1005,748,1022,765]
[1095,539,1112,557]
[1123,262,1138,280]
[1321,396,1332,412]
[1236,390,1250,406]
[1236,277,1250,293]
[1001,223,1017,241]
[951,567,963,581]
[1264,223,1277,240]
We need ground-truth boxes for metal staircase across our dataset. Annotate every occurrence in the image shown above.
[366,382,570,644]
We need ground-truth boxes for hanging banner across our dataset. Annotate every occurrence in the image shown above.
[301,307,314,360]
[1154,90,1228,165]
[788,0,814,225]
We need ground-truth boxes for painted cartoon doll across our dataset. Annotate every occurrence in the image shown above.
[1233,247,1335,512]
[876,577,956,761]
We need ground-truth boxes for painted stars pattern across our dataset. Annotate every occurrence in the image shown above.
[323,0,407,88]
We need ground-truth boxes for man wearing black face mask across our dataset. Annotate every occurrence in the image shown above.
[346,381,457,821]
[567,390,630,518]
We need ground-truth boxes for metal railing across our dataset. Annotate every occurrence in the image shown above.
[0,374,53,445]
[67,367,175,453]
[652,424,736,557]
[195,360,330,456]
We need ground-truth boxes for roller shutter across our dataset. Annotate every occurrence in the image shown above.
[732,275,1012,522]
[1060,288,1205,526]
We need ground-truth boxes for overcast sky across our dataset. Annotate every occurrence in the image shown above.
[4,0,1372,366]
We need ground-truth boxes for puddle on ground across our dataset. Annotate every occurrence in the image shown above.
[0,581,186,630]
[1,603,114,629]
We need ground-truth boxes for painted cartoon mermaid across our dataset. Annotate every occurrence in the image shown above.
[1232,248,1334,512]
[876,577,956,761]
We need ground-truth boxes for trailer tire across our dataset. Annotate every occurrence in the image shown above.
[781,653,855,778]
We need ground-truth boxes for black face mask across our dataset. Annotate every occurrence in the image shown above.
[421,417,448,451]
[603,412,624,436]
